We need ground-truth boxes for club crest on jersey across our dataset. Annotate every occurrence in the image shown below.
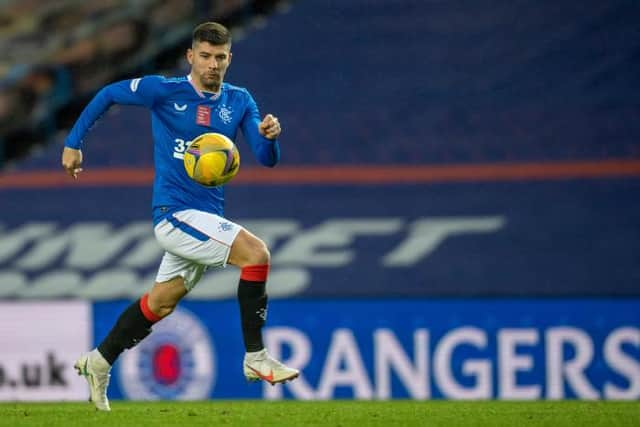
[217,221,233,232]
[196,105,211,126]
[217,105,233,124]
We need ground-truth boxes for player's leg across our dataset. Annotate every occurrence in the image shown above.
[144,209,297,384]
[227,229,300,385]
[97,276,187,364]
[158,209,298,384]
[75,215,208,411]
[227,229,270,353]
[74,275,188,411]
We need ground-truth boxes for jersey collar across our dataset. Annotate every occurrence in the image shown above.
[187,75,221,100]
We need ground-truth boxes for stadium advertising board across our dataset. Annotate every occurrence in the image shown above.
[0,301,91,401]
[95,299,640,401]
[0,215,506,300]
[1,180,639,299]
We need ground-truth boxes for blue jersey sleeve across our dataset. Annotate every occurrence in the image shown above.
[65,76,166,149]
[241,92,280,167]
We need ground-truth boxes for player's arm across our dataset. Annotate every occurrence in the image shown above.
[240,94,281,167]
[62,76,164,178]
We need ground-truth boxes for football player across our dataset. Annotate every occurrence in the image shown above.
[62,22,299,411]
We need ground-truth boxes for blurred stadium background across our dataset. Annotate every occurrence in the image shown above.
[0,0,639,403]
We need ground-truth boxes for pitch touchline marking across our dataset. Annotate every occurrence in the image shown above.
[1,159,640,188]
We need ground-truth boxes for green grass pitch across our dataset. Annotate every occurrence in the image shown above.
[0,401,638,426]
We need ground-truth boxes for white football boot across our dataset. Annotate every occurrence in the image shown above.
[243,349,300,385]
[74,349,111,411]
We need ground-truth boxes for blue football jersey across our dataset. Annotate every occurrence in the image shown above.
[65,75,280,224]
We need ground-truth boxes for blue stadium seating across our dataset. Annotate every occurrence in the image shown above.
[228,0,640,165]
[18,0,640,169]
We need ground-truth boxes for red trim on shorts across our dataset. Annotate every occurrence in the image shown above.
[240,264,270,282]
[140,293,162,323]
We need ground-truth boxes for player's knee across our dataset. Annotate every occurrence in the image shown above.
[230,230,271,267]
[250,238,270,265]
[155,304,177,318]
[148,277,187,318]
[241,237,270,266]
[148,295,178,319]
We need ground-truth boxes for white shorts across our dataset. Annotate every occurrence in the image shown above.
[153,209,243,291]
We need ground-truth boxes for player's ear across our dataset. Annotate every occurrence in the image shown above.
[186,48,194,65]
[228,52,232,64]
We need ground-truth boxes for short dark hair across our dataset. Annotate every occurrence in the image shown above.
[192,22,232,46]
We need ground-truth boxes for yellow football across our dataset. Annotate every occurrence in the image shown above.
[183,133,240,187]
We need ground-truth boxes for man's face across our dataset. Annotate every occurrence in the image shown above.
[187,41,232,91]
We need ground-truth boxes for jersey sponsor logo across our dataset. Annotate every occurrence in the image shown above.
[130,78,141,92]
[173,103,188,112]
[0,216,505,300]
[118,307,215,400]
[196,105,211,126]
[217,105,233,124]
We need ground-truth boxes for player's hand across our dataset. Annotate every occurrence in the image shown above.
[259,114,281,140]
[61,147,83,179]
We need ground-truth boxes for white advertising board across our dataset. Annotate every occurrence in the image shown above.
[0,301,91,401]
